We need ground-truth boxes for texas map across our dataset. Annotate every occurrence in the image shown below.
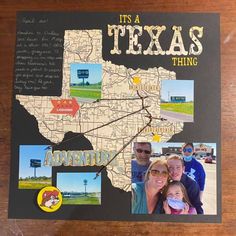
[16,30,183,191]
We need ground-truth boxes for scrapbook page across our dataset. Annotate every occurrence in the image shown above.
[9,12,220,222]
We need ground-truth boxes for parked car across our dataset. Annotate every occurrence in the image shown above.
[164,153,171,156]
[194,154,201,160]
[204,155,213,163]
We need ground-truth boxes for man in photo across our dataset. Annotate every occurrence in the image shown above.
[131,142,152,183]
[167,154,203,214]
[182,143,206,201]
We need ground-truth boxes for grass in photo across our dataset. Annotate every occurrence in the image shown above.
[57,172,101,205]
[160,80,194,122]
[18,145,52,189]
[70,63,102,103]
[160,102,193,115]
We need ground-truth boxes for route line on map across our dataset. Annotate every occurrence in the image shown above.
[137,90,152,118]
[94,90,154,179]
[83,106,149,135]
[94,96,148,102]
[150,116,167,121]
[94,118,152,179]
[52,105,149,147]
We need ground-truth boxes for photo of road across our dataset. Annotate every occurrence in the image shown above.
[160,110,194,122]
[160,80,194,123]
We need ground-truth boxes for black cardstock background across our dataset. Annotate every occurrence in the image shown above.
[9,12,221,222]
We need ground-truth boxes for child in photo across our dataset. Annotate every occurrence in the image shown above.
[163,181,197,215]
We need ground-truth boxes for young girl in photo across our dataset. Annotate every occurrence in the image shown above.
[163,181,197,215]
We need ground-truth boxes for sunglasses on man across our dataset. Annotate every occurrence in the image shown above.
[136,149,151,154]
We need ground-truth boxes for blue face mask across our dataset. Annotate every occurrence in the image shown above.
[183,155,193,162]
[167,197,185,210]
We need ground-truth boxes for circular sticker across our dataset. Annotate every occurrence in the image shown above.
[37,186,62,212]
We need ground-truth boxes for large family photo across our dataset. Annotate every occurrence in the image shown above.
[131,142,216,215]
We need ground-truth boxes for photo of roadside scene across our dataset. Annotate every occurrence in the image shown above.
[57,172,101,205]
[70,63,102,103]
[18,145,52,189]
[131,142,216,215]
[160,80,194,122]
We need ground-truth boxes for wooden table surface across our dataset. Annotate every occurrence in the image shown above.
[0,1,236,235]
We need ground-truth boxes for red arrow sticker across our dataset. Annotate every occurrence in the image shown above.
[50,98,80,116]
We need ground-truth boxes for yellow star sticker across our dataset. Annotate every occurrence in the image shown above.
[152,134,161,142]
[132,77,141,85]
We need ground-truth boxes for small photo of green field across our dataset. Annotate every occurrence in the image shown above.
[57,172,102,205]
[18,145,52,189]
[70,63,102,103]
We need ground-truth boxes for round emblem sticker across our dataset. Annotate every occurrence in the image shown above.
[37,186,62,212]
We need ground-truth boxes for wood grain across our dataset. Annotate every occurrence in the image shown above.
[1,1,236,235]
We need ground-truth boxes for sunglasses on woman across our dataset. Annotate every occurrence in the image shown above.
[150,169,168,177]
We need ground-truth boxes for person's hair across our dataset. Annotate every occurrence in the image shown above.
[163,181,193,207]
[133,142,152,150]
[144,159,169,182]
[167,154,184,167]
[182,143,194,150]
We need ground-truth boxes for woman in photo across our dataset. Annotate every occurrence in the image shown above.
[131,159,169,214]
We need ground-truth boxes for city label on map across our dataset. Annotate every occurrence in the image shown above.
[50,98,80,116]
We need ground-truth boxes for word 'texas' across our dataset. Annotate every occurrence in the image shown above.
[108,25,203,56]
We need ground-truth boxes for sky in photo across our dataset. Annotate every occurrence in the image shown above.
[70,63,102,84]
[151,142,217,155]
[19,145,52,178]
[57,172,101,193]
[161,80,194,102]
